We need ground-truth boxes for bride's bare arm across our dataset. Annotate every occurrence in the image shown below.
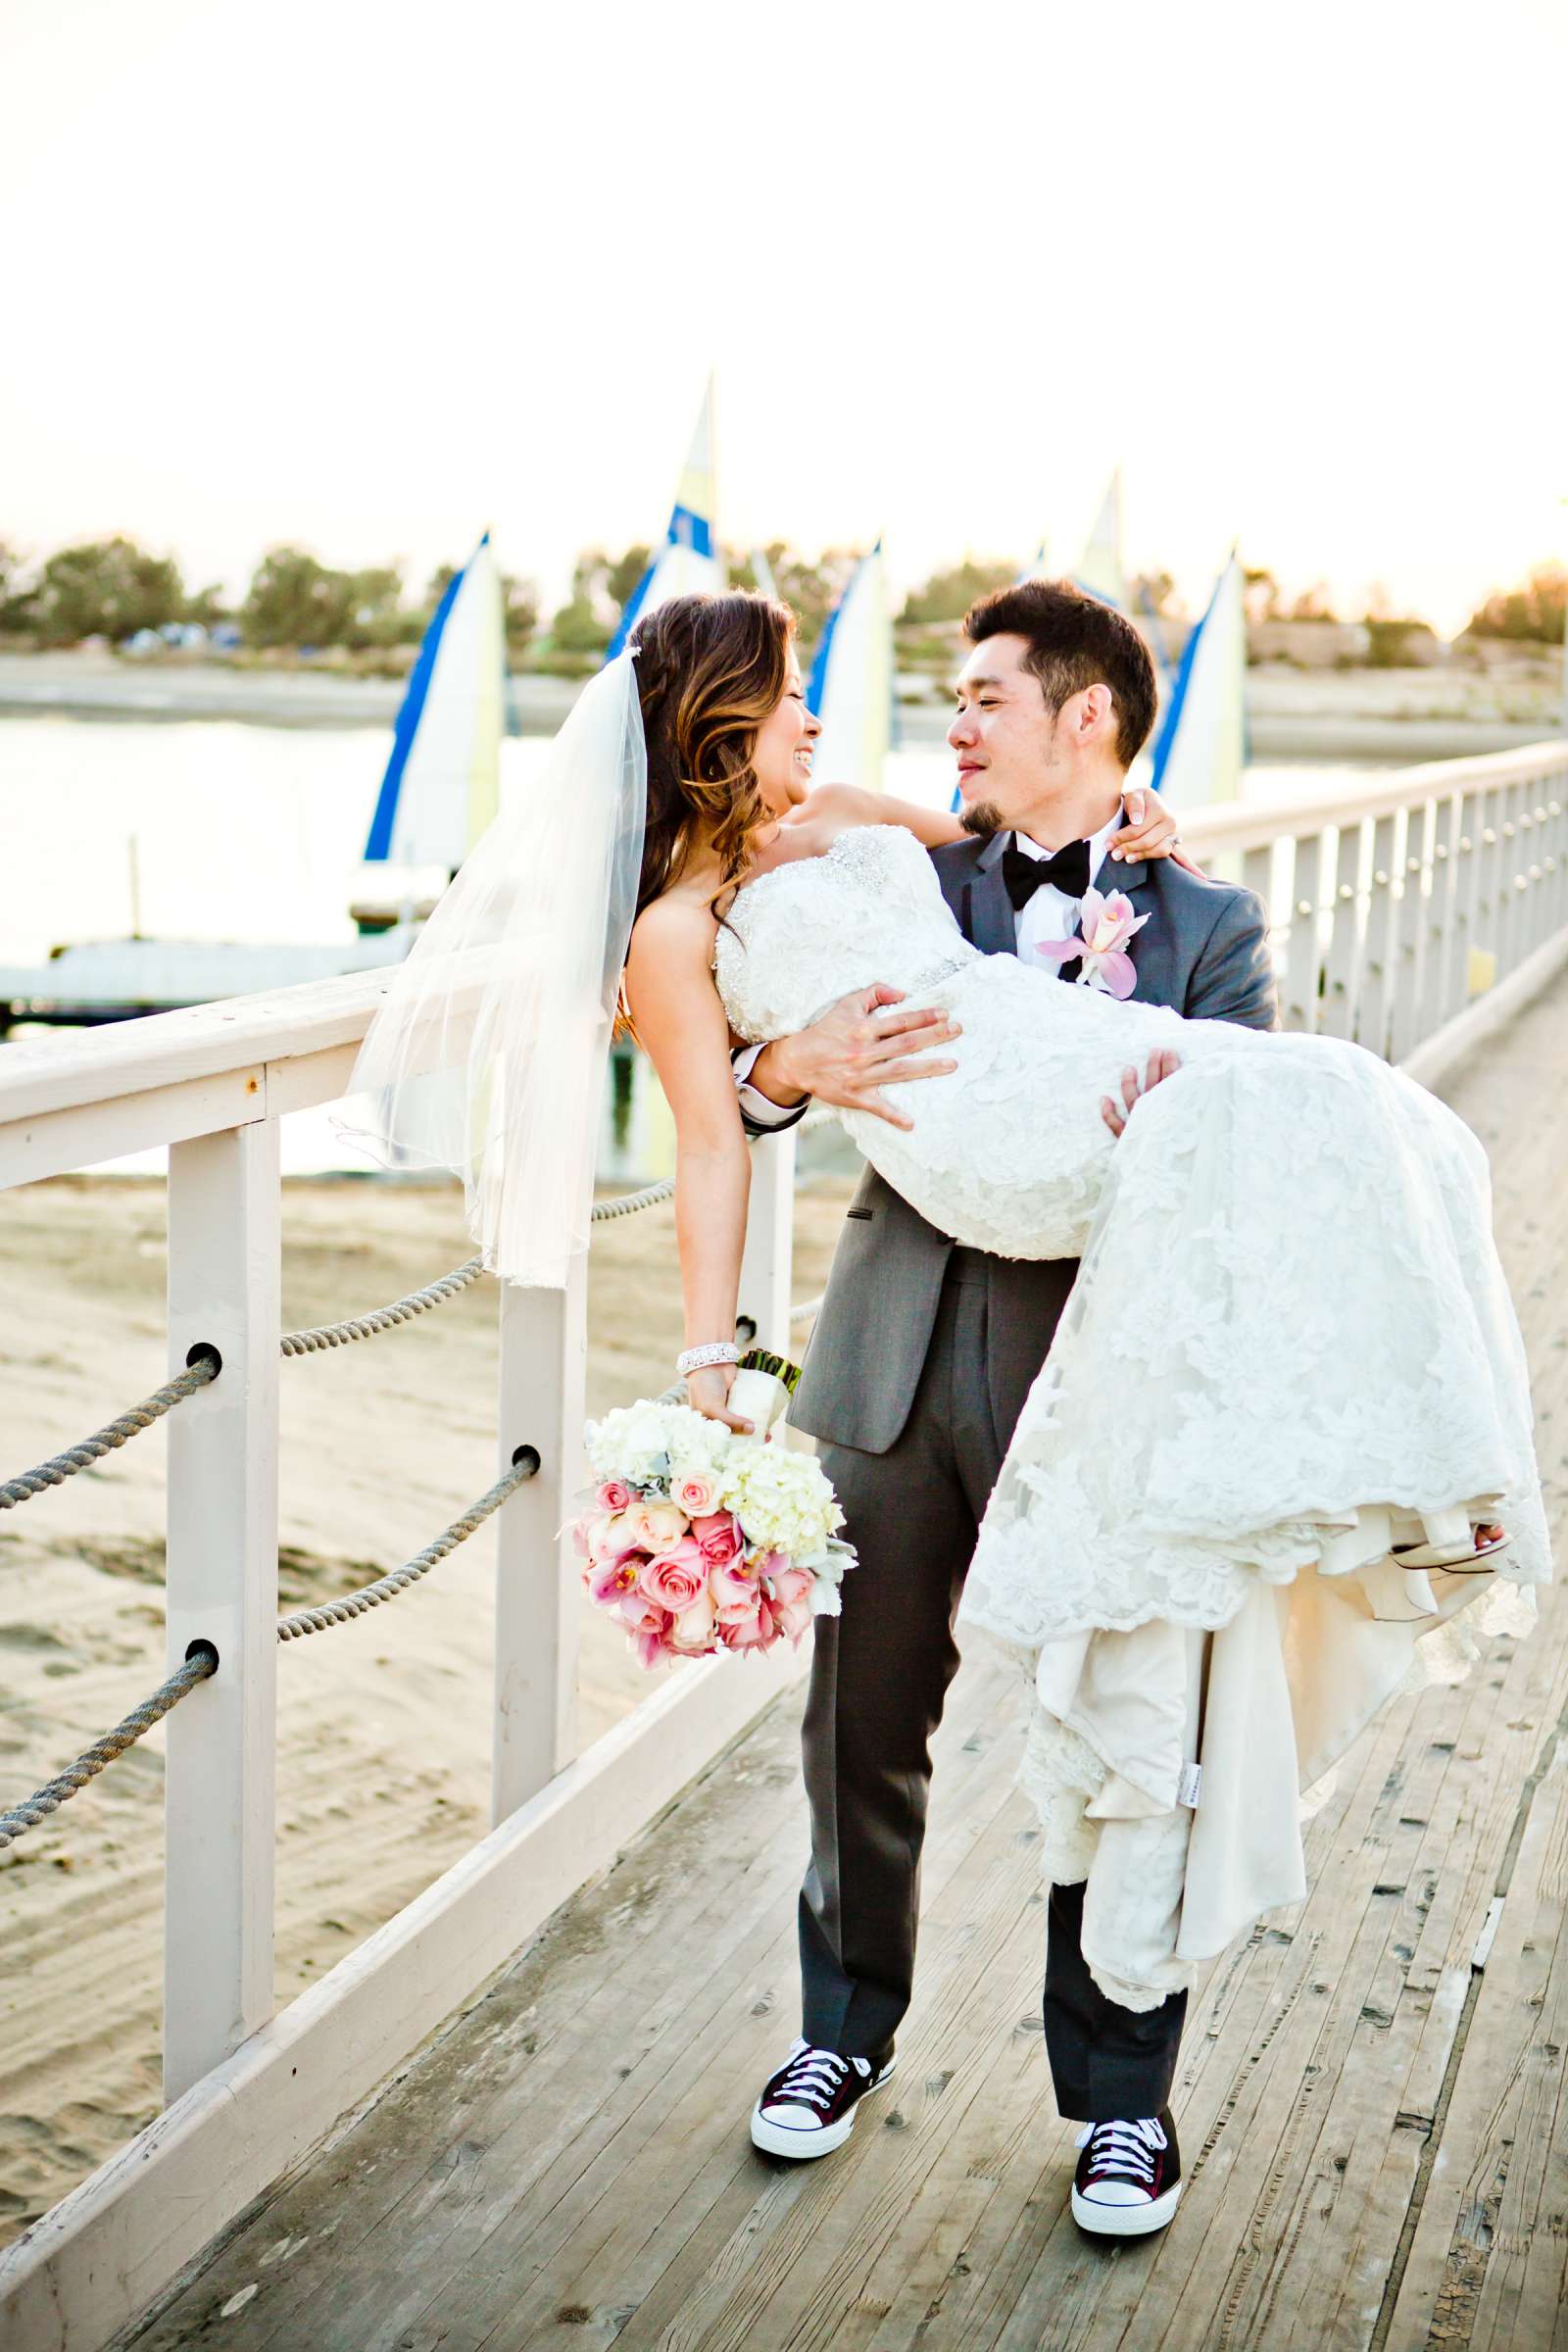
[798,780,1200,869]
[623,898,757,1434]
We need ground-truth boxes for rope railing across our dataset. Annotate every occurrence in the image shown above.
[0,1136,833,1516]
[280,1255,487,1354]
[0,1109,840,1839]
[0,1645,217,1851]
[276,1450,537,1639]
[0,1353,220,1513]
[0,1450,542,1846]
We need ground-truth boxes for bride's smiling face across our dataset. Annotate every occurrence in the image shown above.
[750,655,820,817]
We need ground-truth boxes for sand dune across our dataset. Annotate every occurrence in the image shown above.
[0,1166,855,2243]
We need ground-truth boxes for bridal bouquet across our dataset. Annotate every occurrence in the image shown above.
[572,1361,855,1669]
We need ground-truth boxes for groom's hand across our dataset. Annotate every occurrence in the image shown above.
[1102,1048,1182,1137]
[749,984,961,1132]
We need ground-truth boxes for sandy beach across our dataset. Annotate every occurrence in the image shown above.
[0,1166,855,2244]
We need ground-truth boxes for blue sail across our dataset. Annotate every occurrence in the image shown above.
[364,533,502,870]
[607,378,722,661]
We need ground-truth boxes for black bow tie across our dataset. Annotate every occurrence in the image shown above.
[1002,833,1093,912]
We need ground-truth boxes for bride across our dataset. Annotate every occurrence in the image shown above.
[350,587,1547,2003]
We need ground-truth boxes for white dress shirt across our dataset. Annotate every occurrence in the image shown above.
[1005,805,1125,968]
[734,808,1124,1127]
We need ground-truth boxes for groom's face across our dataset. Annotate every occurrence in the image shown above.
[949,633,1065,835]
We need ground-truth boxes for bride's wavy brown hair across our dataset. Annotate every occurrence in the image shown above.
[630,591,797,920]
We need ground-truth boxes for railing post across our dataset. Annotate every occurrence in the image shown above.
[1440,790,1483,1030]
[1282,832,1323,1033]
[494,1256,586,1822]
[1357,813,1398,1055]
[1390,799,1435,1065]
[164,1118,280,2104]
[736,1129,798,1358]
[1495,780,1527,981]
[1319,820,1363,1041]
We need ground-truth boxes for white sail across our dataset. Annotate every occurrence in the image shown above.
[363,534,503,873]
[807,541,894,793]
[1073,469,1128,611]
[1148,552,1247,812]
[608,377,723,657]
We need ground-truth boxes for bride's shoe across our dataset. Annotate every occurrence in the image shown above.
[1391,1508,1510,1574]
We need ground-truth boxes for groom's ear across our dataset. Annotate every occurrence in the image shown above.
[1065,682,1115,746]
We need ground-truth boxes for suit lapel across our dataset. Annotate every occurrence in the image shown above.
[968,853,1018,956]
[1107,858,1162,1003]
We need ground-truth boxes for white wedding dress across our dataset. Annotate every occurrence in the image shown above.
[716,825,1549,2001]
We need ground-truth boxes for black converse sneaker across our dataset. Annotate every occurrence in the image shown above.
[1070,2108,1183,2236]
[750,2037,897,2159]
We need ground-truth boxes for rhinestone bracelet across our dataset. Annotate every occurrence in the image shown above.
[676,1341,741,1377]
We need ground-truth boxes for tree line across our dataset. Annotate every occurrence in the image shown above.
[0,533,1562,664]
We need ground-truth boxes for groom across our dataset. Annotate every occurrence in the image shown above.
[734,581,1278,2232]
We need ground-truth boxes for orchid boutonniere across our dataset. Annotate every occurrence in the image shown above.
[1038,887,1151,1000]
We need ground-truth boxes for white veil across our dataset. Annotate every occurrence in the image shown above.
[338,652,648,1288]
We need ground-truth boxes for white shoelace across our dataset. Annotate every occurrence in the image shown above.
[772,2041,858,2110]
[1076,2114,1167,2185]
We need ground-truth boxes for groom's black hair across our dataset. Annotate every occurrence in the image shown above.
[962,579,1157,770]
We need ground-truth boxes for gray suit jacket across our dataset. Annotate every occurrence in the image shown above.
[785,835,1279,1455]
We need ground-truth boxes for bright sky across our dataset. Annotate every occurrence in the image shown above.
[2,0,1564,635]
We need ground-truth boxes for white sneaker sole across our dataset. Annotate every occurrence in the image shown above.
[749,2057,897,2160]
[1071,2178,1183,2237]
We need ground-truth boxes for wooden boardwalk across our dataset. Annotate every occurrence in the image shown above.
[123,972,1568,2352]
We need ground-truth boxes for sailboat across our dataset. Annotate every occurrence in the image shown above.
[1071,466,1175,686]
[1,538,507,1026]
[352,533,506,930]
[806,540,895,792]
[1073,469,1129,611]
[607,379,723,660]
[1147,550,1247,813]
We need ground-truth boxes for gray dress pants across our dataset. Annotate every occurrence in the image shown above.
[799,1249,1188,2122]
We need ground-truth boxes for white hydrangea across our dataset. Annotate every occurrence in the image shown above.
[586,1397,739,1493]
[724,1444,844,1556]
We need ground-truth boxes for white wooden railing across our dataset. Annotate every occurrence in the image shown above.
[3,738,1567,2352]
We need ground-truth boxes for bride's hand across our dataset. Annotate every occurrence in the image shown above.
[1102,1048,1182,1138]
[686,1362,756,1436]
[1107,788,1206,879]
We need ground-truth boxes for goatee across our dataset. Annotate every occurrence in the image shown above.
[960,800,1004,840]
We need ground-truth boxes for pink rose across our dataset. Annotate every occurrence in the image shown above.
[776,1592,814,1644]
[692,1511,744,1572]
[676,1472,719,1517]
[638,1537,707,1616]
[771,1564,815,1608]
[668,1586,719,1653]
[717,1592,780,1650]
[628,1499,690,1555]
[596,1479,632,1513]
[589,1509,640,1564]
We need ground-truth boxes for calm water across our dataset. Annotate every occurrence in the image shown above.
[0,714,1364,1175]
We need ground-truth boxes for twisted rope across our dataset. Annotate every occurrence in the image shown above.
[1,1456,539,1841]
[590,1177,674,1221]
[280,1255,485,1354]
[0,1647,216,1851]
[275,1451,538,1640]
[0,1355,219,1513]
[790,1295,824,1326]
[2,1112,833,1512]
